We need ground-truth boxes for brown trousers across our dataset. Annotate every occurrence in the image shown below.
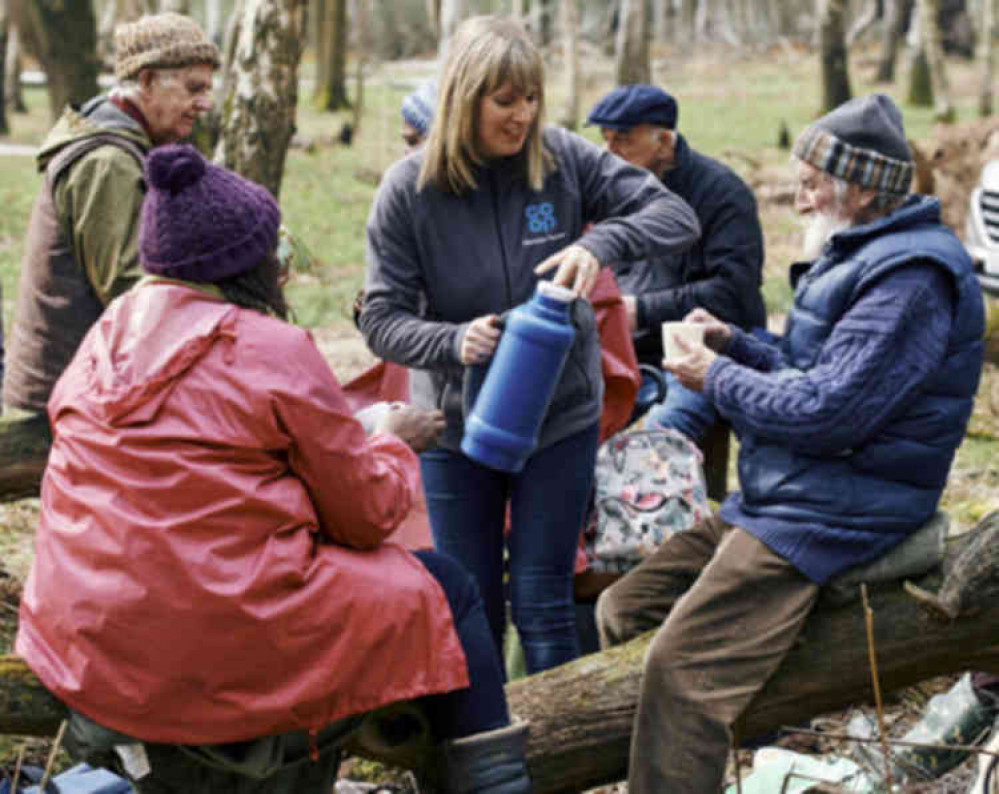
[596,516,820,794]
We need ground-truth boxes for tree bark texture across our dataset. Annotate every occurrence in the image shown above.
[214,0,306,200]
[13,0,100,120]
[875,0,904,80]
[615,0,650,85]
[315,0,350,110]
[819,0,852,112]
[846,0,882,44]
[906,0,933,106]
[0,0,9,136]
[977,0,994,116]
[557,0,579,130]
[4,21,25,113]
[5,527,999,793]
[437,0,468,60]
[919,0,954,121]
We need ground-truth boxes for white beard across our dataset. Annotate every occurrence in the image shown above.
[801,211,851,261]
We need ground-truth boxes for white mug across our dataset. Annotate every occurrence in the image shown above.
[661,322,705,361]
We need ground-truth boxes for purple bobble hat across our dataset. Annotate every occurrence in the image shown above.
[139,144,281,283]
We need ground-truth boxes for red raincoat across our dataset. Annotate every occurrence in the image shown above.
[16,281,468,745]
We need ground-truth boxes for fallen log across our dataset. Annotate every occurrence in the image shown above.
[0,411,51,502]
[4,520,999,793]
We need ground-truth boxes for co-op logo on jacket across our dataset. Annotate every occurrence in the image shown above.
[523,202,567,247]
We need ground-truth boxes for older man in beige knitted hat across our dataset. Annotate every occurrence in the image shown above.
[3,12,220,416]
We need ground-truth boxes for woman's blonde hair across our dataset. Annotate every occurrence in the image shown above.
[418,15,553,195]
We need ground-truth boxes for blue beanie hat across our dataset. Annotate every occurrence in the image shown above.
[586,84,678,131]
[401,80,437,137]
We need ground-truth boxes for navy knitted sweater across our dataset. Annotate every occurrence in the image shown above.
[709,263,954,583]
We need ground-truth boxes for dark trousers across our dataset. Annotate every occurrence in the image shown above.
[420,424,600,675]
[596,516,819,794]
[414,549,510,739]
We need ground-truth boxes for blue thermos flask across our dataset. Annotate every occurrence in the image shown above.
[461,281,577,473]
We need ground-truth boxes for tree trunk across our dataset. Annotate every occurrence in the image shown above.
[615,0,650,84]
[351,0,369,133]
[214,0,306,199]
[4,21,25,113]
[920,0,954,121]
[818,0,852,112]
[437,0,468,60]
[5,525,999,793]
[906,0,933,106]
[14,0,100,120]
[426,0,441,42]
[314,0,350,110]
[557,0,579,130]
[846,0,882,44]
[875,0,904,80]
[0,0,9,136]
[976,0,993,116]
[159,0,190,12]
[205,0,222,44]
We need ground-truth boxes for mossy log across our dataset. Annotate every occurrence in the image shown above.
[0,411,51,502]
[4,527,999,793]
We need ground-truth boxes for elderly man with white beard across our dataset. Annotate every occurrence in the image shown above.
[595,93,986,794]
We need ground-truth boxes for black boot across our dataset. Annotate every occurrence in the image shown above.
[442,721,531,794]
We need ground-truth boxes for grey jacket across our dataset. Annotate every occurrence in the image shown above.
[361,124,701,452]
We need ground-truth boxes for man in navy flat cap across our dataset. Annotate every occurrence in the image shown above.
[587,84,767,444]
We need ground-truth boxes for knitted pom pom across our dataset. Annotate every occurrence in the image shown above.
[146,145,206,195]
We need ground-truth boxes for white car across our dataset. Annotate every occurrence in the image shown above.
[966,159,999,296]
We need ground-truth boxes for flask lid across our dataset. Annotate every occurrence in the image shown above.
[536,281,575,303]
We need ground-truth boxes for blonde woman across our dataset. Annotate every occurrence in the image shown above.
[362,15,700,675]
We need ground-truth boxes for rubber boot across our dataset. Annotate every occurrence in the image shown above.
[442,721,531,794]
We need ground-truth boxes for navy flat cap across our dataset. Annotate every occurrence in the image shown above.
[586,84,678,131]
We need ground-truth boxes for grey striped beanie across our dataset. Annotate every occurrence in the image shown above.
[793,94,913,196]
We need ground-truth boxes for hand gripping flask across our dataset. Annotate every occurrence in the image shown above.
[461,281,576,472]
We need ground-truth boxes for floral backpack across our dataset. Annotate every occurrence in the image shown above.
[582,428,712,575]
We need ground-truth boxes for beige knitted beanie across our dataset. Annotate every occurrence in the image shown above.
[115,12,221,82]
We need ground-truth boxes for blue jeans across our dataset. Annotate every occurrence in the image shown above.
[420,424,600,675]
[413,550,509,740]
[645,371,717,443]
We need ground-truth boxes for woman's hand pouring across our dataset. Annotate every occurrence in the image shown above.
[460,314,502,365]
[534,244,600,299]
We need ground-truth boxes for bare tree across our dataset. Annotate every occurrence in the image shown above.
[846,0,882,44]
[875,0,906,80]
[557,0,580,130]
[351,0,370,133]
[314,0,350,110]
[919,0,954,120]
[0,0,8,136]
[906,0,933,106]
[615,0,650,84]
[4,20,25,113]
[205,0,222,43]
[818,0,852,112]
[427,0,441,42]
[977,0,994,116]
[438,0,468,60]
[214,0,306,199]
[12,0,101,120]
